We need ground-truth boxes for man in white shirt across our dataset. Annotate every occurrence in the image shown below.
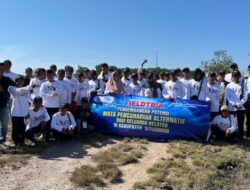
[244,65,250,137]
[3,60,17,82]
[40,69,63,141]
[57,69,71,105]
[64,65,77,114]
[121,67,131,91]
[162,70,185,100]
[218,70,228,108]
[125,73,142,95]
[225,71,248,140]
[51,104,76,141]
[88,70,105,95]
[156,72,166,90]
[97,63,112,89]
[25,97,50,145]
[180,67,190,99]
[210,105,237,142]
[207,73,222,120]
[30,68,47,100]
[140,73,161,98]
[187,68,208,101]
[225,63,244,83]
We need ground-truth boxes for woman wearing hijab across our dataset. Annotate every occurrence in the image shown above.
[104,71,124,94]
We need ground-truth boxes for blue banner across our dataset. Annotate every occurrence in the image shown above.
[90,94,210,141]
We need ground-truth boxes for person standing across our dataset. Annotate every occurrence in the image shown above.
[180,67,191,99]
[3,60,17,82]
[104,71,125,94]
[0,62,15,144]
[244,65,250,137]
[40,69,63,141]
[125,73,142,95]
[225,71,248,140]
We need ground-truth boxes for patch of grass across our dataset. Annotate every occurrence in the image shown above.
[97,163,122,183]
[133,140,250,190]
[81,132,113,149]
[70,165,105,188]
[91,143,144,165]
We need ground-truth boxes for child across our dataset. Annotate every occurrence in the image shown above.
[8,75,33,145]
[75,97,93,136]
[51,104,76,141]
[25,97,50,145]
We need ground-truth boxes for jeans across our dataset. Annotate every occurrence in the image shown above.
[0,106,9,143]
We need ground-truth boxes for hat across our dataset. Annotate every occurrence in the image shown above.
[230,63,238,69]
[59,104,68,109]
[220,105,228,111]
[81,97,88,104]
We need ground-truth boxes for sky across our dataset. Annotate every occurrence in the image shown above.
[0,0,250,74]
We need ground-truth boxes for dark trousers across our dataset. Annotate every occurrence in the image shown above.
[46,107,59,141]
[211,125,237,142]
[11,116,26,144]
[25,123,46,141]
[51,128,75,141]
[245,109,250,136]
[230,110,245,139]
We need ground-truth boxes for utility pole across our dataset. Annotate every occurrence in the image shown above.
[155,50,158,68]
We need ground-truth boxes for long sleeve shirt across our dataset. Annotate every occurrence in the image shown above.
[225,81,248,111]
[40,81,63,108]
[51,111,76,132]
[187,79,208,101]
[211,114,237,132]
[24,107,50,129]
[8,85,33,117]
[162,79,186,99]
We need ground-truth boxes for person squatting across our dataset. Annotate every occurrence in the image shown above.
[0,59,250,146]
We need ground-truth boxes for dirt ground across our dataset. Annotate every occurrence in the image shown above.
[0,135,169,190]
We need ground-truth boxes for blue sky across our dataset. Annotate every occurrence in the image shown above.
[0,0,250,74]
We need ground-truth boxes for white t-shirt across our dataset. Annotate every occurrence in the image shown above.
[162,79,186,99]
[64,77,77,102]
[24,106,50,129]
[211,114,236,132]
[187,79,208,101]
[180,78,190,99]
[29,78,46,100]
[4,71,17,82]
[57,79,71,105]
[207,82,222,112]
[125,83,142,95]
[51,111,76,132]
[8,85,32,117]
[40,80,63,108]
[225,73,244,83]
[156,79,166,89]
[76,80,90,105]
[88,79,105,94]
[138,78,147,87]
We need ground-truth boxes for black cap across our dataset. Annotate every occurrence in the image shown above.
[59,103,68,109]
[81,97,88,104]
[232,71,241,77]
[208,72,216,78]
[230,63,238,69]
[182,67,190,72]
[33,96,43,104]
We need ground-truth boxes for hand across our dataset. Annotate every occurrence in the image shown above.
[68,127,74,136]
[53,92,59,96]
[226,128,232,137]
[142,59,147,65]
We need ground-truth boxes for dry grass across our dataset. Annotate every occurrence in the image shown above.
[133,139,250,190]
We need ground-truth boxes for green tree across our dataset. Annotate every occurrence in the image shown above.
[200,50,233,73]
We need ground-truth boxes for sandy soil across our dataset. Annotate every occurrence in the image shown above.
[0,137,169,190]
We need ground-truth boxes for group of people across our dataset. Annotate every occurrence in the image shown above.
[0,59,250,146]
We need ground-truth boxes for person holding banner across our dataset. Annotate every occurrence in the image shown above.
[225,71,248,140]
[140,72,161,98]
[105,71,125,94]
[162,69,185,100]
[187,68,208,101]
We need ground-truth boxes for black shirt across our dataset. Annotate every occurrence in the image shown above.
[0,76,15,108]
